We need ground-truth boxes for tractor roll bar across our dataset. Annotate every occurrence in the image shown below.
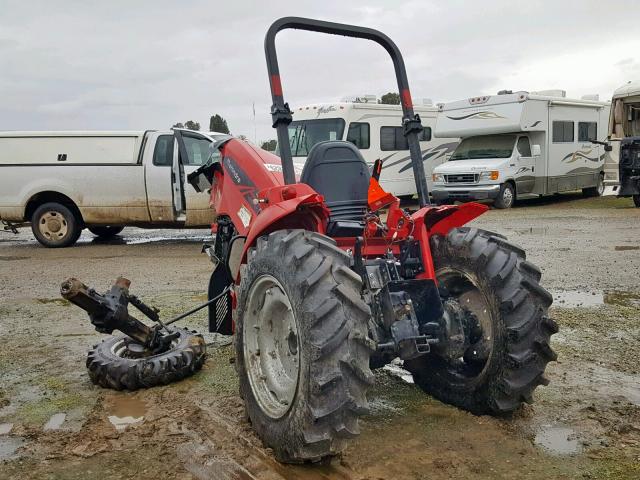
[265,17,431,207]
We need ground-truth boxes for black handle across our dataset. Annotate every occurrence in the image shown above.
[264,17,430,206]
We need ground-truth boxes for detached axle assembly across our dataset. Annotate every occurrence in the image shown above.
[60,278,211,389]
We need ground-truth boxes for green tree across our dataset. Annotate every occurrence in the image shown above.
[261,139,277,151]
[379,92,400,105]
[209,114,230,134]
[172,122,184,128]
[184,120,200,131]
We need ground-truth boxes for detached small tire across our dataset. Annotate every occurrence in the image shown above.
[31,202,82,248]
[86,328,206,390]
[88,226,125,238]
[493,183,515,209]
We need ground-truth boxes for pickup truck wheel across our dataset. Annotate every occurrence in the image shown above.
[88,226,125,238]
[31,202,82,248]
[493,183,515,209]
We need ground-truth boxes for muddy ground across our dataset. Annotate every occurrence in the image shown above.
[1,192,639,479]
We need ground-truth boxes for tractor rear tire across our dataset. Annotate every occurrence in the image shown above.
[405,227,557,415]
[88,226,125,238]
[86,328,206,390]
[235,230,374,463]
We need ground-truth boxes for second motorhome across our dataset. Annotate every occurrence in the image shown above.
[283,97,459,197]
[432,90,611,208]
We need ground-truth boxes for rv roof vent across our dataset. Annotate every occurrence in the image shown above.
[581,94,600,101]
[532,89,566,98]
[497,90,513,95]
[341,94,377,103]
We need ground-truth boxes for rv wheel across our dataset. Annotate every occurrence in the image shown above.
[582,174,604,197]
[494,183,515,209]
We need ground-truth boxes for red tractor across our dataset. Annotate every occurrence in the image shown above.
[190,17,557,463]
[62,16,557,465]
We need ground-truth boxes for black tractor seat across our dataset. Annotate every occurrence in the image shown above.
[300,141,370,237]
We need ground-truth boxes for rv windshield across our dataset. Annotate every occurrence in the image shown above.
[450,135,517,160]
[285,118,346,157]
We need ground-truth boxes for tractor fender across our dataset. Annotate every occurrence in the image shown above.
[412,202,489,238]
[238,191,329,278]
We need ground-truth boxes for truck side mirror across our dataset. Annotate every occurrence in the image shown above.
[531,144,541,156]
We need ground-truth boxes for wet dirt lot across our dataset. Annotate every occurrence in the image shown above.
[1,193,639,479]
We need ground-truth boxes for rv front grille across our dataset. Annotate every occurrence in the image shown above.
[445,173,478,184]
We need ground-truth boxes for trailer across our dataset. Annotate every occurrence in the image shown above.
[285,99,459,197]
[603,81,640,207]
[432,90,610,208]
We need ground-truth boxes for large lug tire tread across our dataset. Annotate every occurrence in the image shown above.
[405,227,557,415]
[86,328,206,390]
[31,202,82,248]
[235,230,374,463]
[88,226,125,238]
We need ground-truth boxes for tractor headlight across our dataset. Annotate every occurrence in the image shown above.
[479,171,499,181]
[432,173,445,183]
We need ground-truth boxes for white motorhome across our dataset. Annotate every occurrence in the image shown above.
[0,129,225,247]
[432,90,611,208]
[603,81,640,207]
[284,98,459,197]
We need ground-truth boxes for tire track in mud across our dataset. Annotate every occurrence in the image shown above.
[177,397,356,480]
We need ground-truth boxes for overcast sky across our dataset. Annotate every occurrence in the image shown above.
[1,0,638,142]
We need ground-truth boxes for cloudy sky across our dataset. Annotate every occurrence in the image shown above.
[1,0,638,142]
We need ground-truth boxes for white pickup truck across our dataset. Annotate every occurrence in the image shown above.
[0,129,225,247]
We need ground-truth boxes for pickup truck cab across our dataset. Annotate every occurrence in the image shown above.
[0,129,226,247]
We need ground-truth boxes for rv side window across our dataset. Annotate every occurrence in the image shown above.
[346,122,370,149]
[153,135,174,166]
[578,122,597,142]
[380,126,431,151]
[517,137,531,157]
[552,121,574,143]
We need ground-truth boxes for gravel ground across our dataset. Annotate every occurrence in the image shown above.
[1,192,639,479]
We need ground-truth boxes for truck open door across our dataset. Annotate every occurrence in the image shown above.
[172,130,188,222]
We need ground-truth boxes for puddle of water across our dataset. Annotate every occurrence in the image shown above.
[534,425,582,455]
[107,396,147,431]
[0,423,13,435]
[552,289,640,308]
[614,245,640,251]
[0,436,24,461]
[43,413,66,431]
[552,290,604,308]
